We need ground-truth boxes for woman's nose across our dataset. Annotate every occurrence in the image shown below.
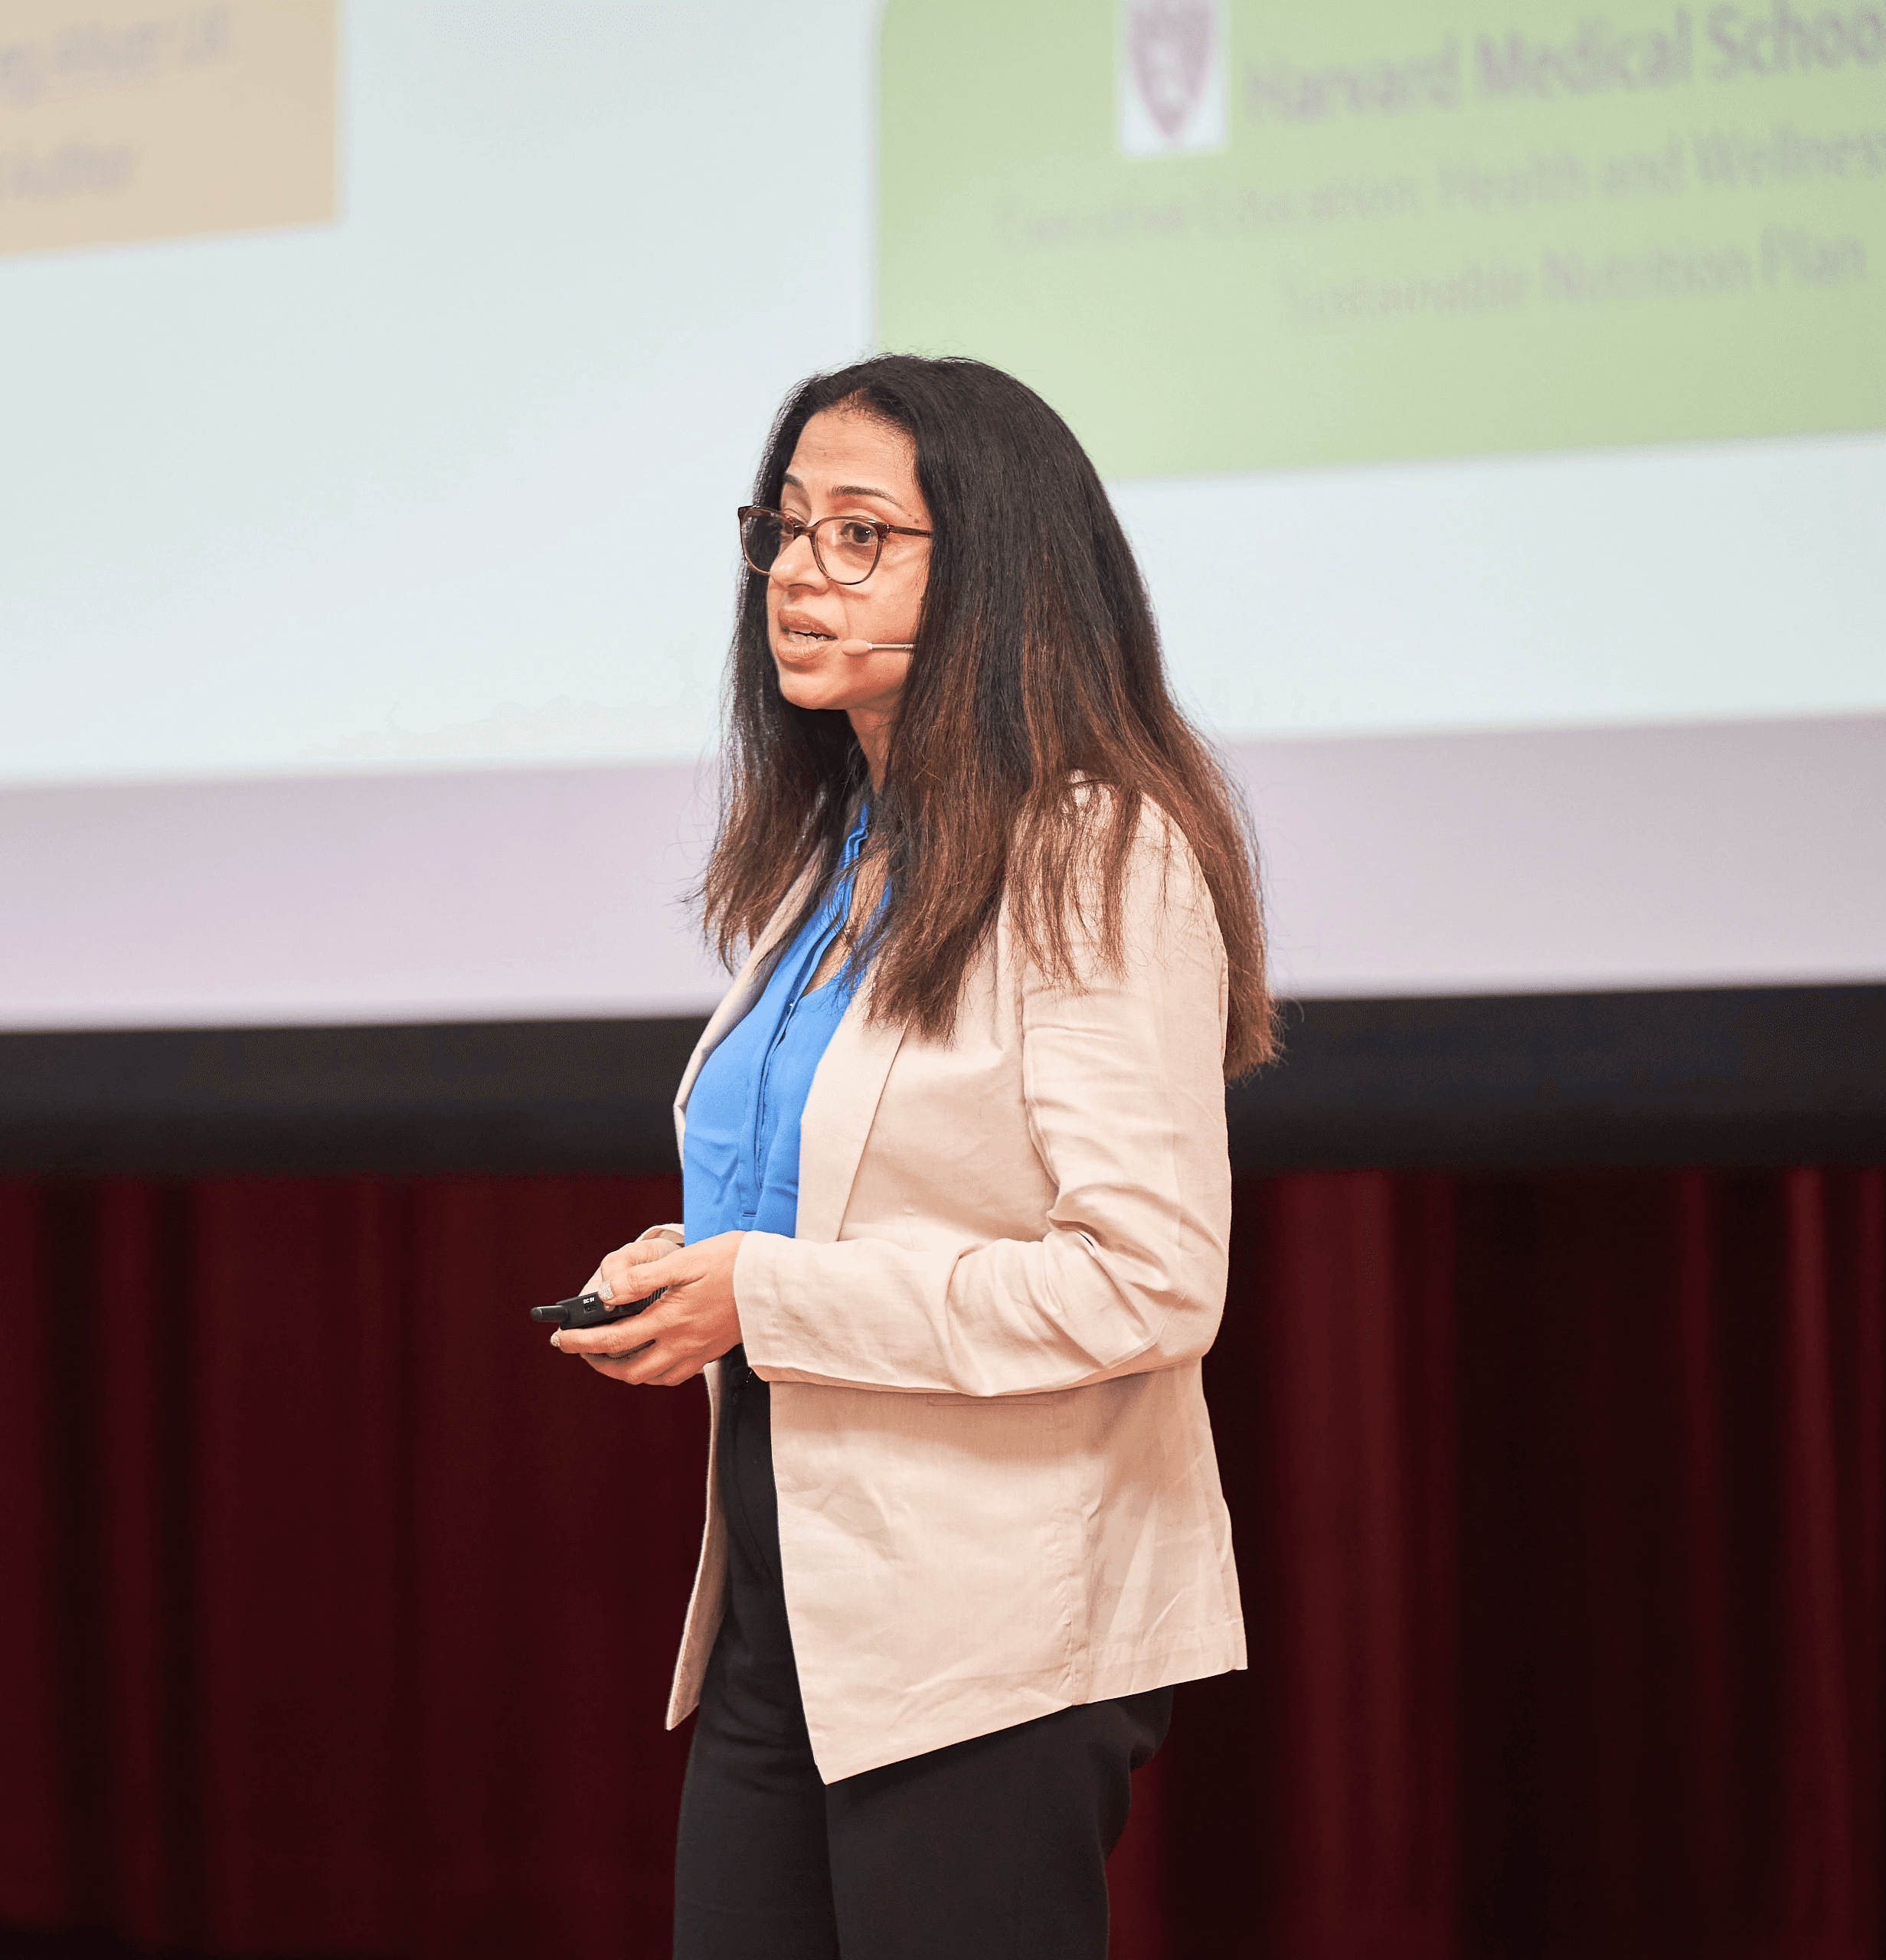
[769,528,825,590]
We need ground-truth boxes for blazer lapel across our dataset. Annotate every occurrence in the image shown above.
[672,869,816,1155]
[793,989,907,1243]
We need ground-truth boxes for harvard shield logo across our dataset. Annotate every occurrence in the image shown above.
[1120,0,1226,155]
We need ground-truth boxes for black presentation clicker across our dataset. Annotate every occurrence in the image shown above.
[528,1288,664,1329]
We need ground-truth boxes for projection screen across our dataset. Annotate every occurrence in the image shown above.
[2,0,1881,1029]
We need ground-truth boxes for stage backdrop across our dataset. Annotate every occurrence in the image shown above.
[2,1165,1880,1959]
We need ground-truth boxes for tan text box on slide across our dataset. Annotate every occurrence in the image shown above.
[0,0,338,260]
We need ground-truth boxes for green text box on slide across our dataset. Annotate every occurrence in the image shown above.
[877,0,1886,475]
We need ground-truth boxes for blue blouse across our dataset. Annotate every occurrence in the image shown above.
[682,810,873,1244]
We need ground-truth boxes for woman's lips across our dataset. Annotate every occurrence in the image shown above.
[776,621,838,659]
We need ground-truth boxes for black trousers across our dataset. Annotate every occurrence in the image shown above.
[672,1351,1172,1960]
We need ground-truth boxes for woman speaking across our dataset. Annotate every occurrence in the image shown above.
[552,355,1273,1958]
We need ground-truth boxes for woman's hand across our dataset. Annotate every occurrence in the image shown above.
[551,1232,744,1387]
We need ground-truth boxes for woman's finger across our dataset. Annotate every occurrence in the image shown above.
[571,1338,712,1387]
[579,1341,686,1385]
[616,1340,688,1387]
[561,1318,679,1367]
[556,1295,675,1352]
[621,1331,725,1387]
[558,1323,662,1367]
[579,1351,645,1381]
[597,1243,679,1303]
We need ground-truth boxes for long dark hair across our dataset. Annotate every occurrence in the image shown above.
[699,354,1275,1076]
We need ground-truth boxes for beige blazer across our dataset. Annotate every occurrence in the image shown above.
[649,801,1245,1782]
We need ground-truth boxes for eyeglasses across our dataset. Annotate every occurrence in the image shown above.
[737,505,932,586]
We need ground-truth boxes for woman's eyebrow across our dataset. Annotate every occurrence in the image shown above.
[782,470,910,514]
[832,482,904,508]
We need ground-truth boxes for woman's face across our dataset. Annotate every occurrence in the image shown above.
[766,408,931,733]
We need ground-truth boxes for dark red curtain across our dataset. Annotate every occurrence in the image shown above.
[2,1168,1881,1960]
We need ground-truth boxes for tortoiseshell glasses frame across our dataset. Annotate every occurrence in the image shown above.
[737,505,933,586]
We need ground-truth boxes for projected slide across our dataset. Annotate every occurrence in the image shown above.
[1,0,1879,795]
[0,1,338,260]
[878,0,1886,475]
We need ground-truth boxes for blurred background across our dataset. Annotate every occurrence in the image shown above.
[2,2,1881,1955]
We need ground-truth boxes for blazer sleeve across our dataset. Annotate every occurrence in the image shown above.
[731,808,1234,1399]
